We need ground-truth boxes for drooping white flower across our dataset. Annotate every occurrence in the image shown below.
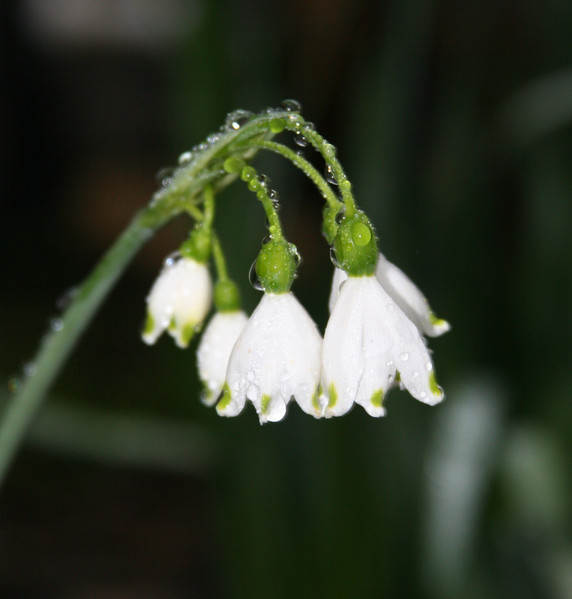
[329,252,450,337]
[197,310,248,405]
[217,292,322,423]
[142,256,212,348]
[322,275,444,418]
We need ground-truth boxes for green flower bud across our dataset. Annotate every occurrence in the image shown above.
[255,239,298,293]
[214,279,241,312]
[180,225,212,264]
[332,212,378,276]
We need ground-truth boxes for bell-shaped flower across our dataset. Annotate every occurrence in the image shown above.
[322,274,444,418]
[216,292,323,423]
[329,252,450,337]
[197,310,248,405]
[142,256,212,348]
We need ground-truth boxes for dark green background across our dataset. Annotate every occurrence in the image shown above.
[1,1,571,597]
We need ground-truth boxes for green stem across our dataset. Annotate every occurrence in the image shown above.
[245,139,342,210]
[211,232,228,281]
[0,205,171,489]
[284,119,358,217]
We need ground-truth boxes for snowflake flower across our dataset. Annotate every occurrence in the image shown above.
[142,256,212,348]
[322,274,444,418]
[216,292,322,423]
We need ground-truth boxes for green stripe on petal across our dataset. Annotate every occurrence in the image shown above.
[260,394,271,414]
[429,371,444,398]
[371,389,384,408]
[327,383,338,408]
[143,312,155,336]
[217,383,232,410]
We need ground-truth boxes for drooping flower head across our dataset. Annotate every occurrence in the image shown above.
[197,279,248,405]
[142,255,212,348]
[216,238,323,423]
[322,211,446,417]
[142,225,213,348]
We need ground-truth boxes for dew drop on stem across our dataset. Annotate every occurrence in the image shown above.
[280,99,302,112]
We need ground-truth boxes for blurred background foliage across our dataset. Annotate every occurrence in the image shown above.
[1,0,572,597]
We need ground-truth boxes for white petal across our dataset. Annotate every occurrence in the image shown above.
[197,310,248,405]
[376,252,450,338]
[322,276,444,417]
[328,253,450,338]
[142,257,212,348]
[217,292,322,423]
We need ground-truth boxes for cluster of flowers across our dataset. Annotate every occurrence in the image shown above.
[142,244,449,423]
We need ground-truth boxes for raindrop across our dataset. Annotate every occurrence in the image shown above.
[50,317,64,332]
[419,391,427,399]
[206,133,221,144]
[425,362,433,372]
[155,167,175,188]
[335,210,345,224]
[413,370,420,378]
[399,352,410,362]
[325,165,338,185]
[290,244,302,266]
[177,151,193,165]
[225,109,253,130]
[56,286,78,311]
[23,362,37,377]
[294,131,308,147]
[329,246,341,268]
[163,251,180,268]
[192,142,209,153]
[323,143,337,159]
[280,99,302,112]
[249,261,264,291]
[257,173,270,187]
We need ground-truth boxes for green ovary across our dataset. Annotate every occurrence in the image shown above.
[260,394,272,414]
[429,372,443,397]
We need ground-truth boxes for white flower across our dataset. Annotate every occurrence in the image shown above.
[217,292,322,423]
[322,275,444,418]
[142,256,212,348]
[329,252,450,337]
[197,310,248,405]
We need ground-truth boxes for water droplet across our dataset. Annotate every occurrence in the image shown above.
[177,151,193,165]
[386,360,394,368]
[323,143,337,159]
[400,352,410,362]
[50,317,64,332]
[247,369,256,381]
[249,261,264,291]
[425,362,433,372]
[262,235,272,245]
[325,165,338,185]
[329,246,341,268]
[56,286,78,311]
[257,173,270,187]
[192,142,209,153]
[164,251,180,268]
[294,131,308,147]
[269,118,286,133]
[247,384,260,401]
[419,391,427,399]
[280,99,302,112]
[413,370,420,378]
[289,244,302,267]
[268,189,279,201]
[23,362,36,377]
[335,210,345,224]
[155,167,175,188]
[206,133,221,144]
[225,109,253,130]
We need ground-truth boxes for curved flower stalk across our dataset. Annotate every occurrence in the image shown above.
[197,310,249,405]
[322,275,444,418]
[216,292,323,423]
[329,252,450,337]
[142,256,212,348]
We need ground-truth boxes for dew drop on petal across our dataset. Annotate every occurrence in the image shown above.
[426,362,433,372]
[400,352,410,362]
